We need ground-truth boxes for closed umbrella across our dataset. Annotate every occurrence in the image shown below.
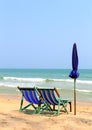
[69,43,79,115]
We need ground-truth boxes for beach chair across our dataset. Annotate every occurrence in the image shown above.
[37,87,72,114]
[17,86,43,114]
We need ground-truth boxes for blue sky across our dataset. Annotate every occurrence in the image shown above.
[0,0,92,69]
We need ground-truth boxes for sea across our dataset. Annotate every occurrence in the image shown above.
[0,69,92,102]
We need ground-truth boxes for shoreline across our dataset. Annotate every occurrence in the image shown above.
[0,86,92,102]
[0,94,92,130]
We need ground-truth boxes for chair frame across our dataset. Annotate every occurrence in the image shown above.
[17,86,43,114]
[37,87,72,114]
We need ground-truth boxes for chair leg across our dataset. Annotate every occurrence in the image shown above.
[19,95,33,112]
[19,95,24,111]
[64,104,68,113]
[69,102,72,112]
[58,99,60,114]
[53,105,55,111]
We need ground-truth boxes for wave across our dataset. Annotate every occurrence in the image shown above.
[76,89,92,93]
[3,77,45,82]
[45,78,92,84]
[1,76,92,84]
[0,82,36,88]
[0,83,18,87]
[77,80,92,84]
[3,77,66,82]
[0,82,92,93]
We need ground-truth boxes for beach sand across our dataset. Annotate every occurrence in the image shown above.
[0,94,92,130]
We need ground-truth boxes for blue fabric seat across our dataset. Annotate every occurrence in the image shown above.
[37,87,72,114]
[17,86,43,113]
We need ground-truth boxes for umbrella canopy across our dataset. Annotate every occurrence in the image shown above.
[69,43,79,115]
[69,43,79,79]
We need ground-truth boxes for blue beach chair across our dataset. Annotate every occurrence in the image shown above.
[17,86,43,113]
[37,87,72,114]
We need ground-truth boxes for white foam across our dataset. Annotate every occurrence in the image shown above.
[49,79,73,82]
[53,79,92,84]
[0,82,17,87]
[0,82,36,88]
[3,77,45,82]
[77,80,92,84]
[76,89,92,93]
[2,76,92,85]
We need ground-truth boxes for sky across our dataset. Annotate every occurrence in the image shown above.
[0,0,92,69]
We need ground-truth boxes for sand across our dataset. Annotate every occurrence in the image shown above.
[0,94,92,130]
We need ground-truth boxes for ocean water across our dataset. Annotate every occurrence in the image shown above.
[0,69,92,101]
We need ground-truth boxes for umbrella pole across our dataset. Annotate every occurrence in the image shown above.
[74,78,76,115]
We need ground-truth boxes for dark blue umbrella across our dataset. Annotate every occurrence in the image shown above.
[69,43,79,115]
